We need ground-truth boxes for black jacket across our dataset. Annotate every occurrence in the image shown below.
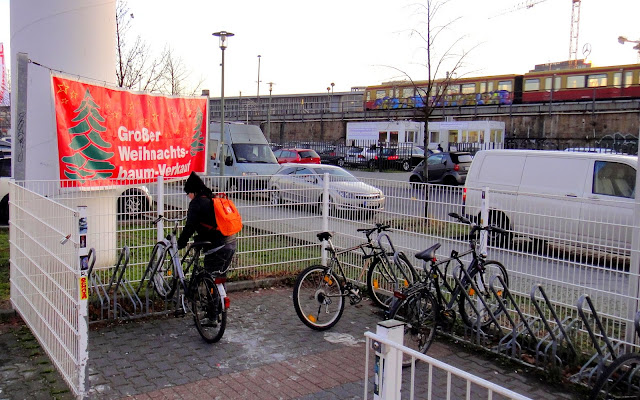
[177,191,225,250]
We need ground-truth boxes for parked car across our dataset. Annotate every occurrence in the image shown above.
[378,146,425,171]
[316,146,347,165]
[273,148,321,164]
[342,146,378,168]
[409,151,473,186]
[268,163,385,214]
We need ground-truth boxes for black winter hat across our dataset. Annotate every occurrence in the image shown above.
[184,171,206,194]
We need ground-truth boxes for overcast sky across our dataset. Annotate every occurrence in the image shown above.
[1,0,639,97]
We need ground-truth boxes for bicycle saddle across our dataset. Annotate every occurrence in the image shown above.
[415,243,441,261]
[317,232,332,241]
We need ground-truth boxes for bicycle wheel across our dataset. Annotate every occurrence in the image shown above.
[191,274,227,343]
[293,265,345,331]
[390,290,439,366]
[590,353,640,399]
[367,253,416,310]
[458,260,509,329]
[148,242,177,300]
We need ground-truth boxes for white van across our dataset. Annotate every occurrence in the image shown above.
[463,149,637,253]
[208,122,280,192]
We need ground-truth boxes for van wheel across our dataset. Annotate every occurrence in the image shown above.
[0,195,8,224]
[337,158,345,167]
[487,211,512,248]
[269,187,281,205]
[444,176,458,186]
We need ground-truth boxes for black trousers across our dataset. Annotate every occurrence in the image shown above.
[203,236,237,275]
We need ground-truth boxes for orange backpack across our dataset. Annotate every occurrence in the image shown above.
[211,193,243,236]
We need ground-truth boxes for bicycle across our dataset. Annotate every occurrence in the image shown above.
[293,225,416,330]
[589,312,640,399]
[137,215,229,343]
[387,212,510,362]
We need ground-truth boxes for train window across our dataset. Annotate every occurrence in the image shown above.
[545,76,561,90]
[567,75,585,88]
[487,82,495,92]
[446,85,460,95]
[479,82,486,93]
[498,81,512,91]
[624,71,633,87]
[376,90,386,99]
[461,83,475,94]
[524,79,540,91]
[587,74,607,87]
[401,88,414,98]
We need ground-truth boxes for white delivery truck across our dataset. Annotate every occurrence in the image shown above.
[208,122,280,192]
[463,149,637,254]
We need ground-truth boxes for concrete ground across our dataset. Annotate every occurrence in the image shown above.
[0,283,587,400]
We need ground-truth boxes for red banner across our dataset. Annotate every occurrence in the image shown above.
[52,74,208,187]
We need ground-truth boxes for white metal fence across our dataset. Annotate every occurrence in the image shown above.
[9,170,640,396]
[364,330,532,400]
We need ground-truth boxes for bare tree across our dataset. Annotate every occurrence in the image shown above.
[391,0,477,220]
[158,46,204,96]
[115,0,202,96]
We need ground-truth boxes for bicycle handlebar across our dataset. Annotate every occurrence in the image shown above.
[356,223,391,240]
[152,214,187,225]
[448,212,508,235]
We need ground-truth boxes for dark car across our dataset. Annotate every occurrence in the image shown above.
[273,148,321,164]
[409,152,473,186]
[377,146,425,171]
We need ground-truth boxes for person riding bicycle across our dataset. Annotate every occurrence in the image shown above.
[177,171,236,275]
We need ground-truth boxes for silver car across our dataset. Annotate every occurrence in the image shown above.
[268,163,385,213]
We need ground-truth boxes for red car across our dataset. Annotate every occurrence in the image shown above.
[273,148,321,164]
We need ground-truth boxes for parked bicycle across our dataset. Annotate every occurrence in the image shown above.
[293,225,416,330]
[589,312,640,399]
[387,212,509,362]
[138,215,229,343]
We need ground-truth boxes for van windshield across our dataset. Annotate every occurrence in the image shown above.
[232,143,278,164]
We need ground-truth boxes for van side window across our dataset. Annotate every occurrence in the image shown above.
[593,161,635,198]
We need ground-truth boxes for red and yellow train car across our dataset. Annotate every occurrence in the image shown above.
[522,63,640,103]
[364,74,523,110]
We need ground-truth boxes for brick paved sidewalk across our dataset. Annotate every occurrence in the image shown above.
[1,285,586,399]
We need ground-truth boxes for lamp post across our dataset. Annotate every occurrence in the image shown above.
[213,30,234,176]
[326,86,331,112]
[618,36,640,60]
[266,82,274,141]
[257,55,262,118]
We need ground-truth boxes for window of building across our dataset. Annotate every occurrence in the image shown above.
[545,76,561,90]
[524,79,540,91]
[406,131,416,143]
[461,83,476,94]
[448,130,458,144]
[429,131,440,143]
[498,81,513,91]
[567,75,586,88]
[587,74,607,87]
[490,129,503,143]
[468,131,479,143]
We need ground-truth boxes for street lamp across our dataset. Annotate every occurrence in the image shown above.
[257,55,262,118]
[266,82,274,141]
[326,86,331,112]
[213,30,234,176]
[618,36,640,60]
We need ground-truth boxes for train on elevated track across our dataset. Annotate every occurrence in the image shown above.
[364,62,640,110]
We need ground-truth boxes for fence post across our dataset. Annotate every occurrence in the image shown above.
[373,319,404,400]
[156,175,164,241]
[627,163,640,344]
[321,173,329,266]
[76,205,89,398]
[479,187,489,255]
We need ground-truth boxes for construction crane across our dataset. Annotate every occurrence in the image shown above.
[490,0,582,65]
